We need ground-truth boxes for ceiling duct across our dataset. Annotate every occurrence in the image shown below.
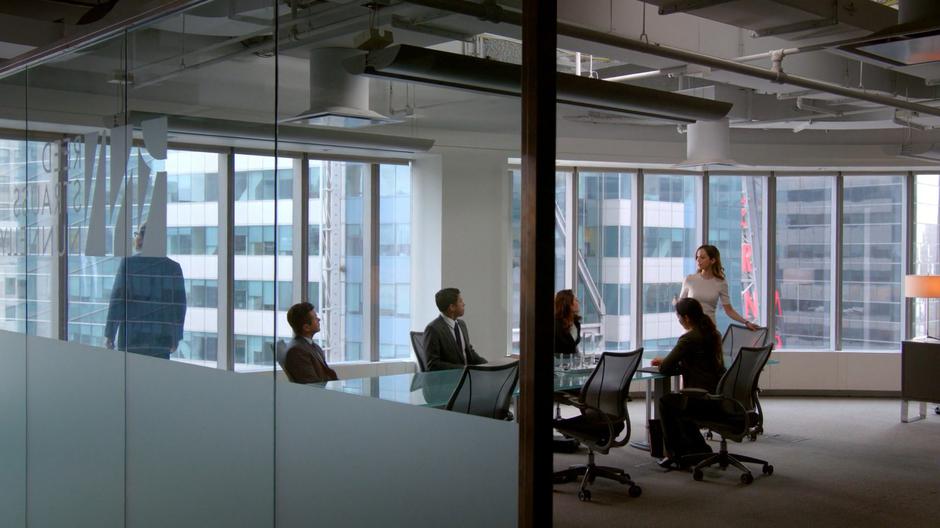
[284,47,399,128]
[842,0,940,66]
[892,142,940,162]
[676,118,737,168]
[344,44,732,123]
[130,112,433,153]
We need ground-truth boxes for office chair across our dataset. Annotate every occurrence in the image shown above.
[721,324,772,437]
[272,340,294,382]
[445,361,519,420]
[680,344,774,484]
[410,331,430,372]
[553,349,643,502]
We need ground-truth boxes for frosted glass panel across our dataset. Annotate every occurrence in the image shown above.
[126,355,274,528]
[26,335,125,528]
[276,382,517,528]
[0,331,26,528]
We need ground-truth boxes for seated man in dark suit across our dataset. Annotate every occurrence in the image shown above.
[423,288,487,371]
[283,302,338,383]
[105,223,186,359]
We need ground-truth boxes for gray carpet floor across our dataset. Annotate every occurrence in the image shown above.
[552,398,940,527]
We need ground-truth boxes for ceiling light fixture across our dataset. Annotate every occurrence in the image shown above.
[344,44,732,123]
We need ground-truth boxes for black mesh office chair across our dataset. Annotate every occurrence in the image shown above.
[721,324,772,437]
[446,362,519,420]
[553,349,643,502]
[410,331,429,372]
[681,344,774,484]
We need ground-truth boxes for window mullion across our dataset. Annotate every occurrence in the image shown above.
[293,155,308,304]
[700,170,709,247]
[903,171,915,341]
[566,169,577,290]
[217,148,235,370]
[765,173,777,345]
[832,173,844,351]
[632,169,644,347]
[365,163,379,362]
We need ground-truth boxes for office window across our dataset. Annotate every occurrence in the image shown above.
[309,160,368,363]
[775,176,833,350]
[233,154,294,370]
[709,174,766,334]
[579,170,633,351]
[642,173,699,352]
[914,173,939,338]
[509,169,569,354]
[555,171,568,292]
[378,164,412,360]
[841,175,903,350]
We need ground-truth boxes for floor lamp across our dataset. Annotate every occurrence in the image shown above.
[905,275,940,341]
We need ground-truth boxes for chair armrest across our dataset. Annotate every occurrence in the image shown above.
[701,394,753,425]
[553,391,580,407]
[554,400,629,448]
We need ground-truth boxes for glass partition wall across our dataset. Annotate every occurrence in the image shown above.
[1,1,443,526]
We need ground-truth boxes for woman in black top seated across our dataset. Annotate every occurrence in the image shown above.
[554,289,581,358]
[651,297,725,469]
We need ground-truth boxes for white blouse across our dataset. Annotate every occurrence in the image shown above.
[679,273,730,324]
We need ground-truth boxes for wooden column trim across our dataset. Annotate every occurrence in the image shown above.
[518,0,555,526]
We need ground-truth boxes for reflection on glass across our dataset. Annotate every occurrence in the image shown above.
[0,139,28,334]
[708,175,765,337]
[914,174,940,337]
[775,176,833,350]
[642,173,699,352]
[841,175,903,350]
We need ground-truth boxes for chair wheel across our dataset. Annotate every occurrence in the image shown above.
[762,464,774,476]
[740,472,754,485]
[749,432,758,441]
[578,489,591,501]
[628,485,642,498]
[693,469,704,481]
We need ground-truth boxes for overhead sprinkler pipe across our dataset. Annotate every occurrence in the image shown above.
[399,0,940,119]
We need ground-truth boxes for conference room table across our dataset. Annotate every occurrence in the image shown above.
[315,354,777,454]
[315,362,666,408]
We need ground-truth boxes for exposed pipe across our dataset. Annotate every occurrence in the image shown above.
[0,0,211,78]
[399,0,940,119]
[604,65,686,83]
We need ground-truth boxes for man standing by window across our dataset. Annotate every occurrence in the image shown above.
[105,223,187,359]
[283,302,337,383]
[423,288,487,371]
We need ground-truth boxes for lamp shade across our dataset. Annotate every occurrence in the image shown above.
[904,275,940,298]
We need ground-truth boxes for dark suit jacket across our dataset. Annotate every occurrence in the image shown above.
[105,255,187,358]
[554,318,581,356]
[659,327,726,391]
[423,315,487,371]
[283,337,338,384]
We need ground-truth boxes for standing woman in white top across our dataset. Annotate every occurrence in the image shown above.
[680,244,758,331]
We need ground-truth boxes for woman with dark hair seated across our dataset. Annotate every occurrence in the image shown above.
[651,297,726,469]
[553,289,581,359]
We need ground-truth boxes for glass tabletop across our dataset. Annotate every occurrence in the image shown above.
[316,364,667,408]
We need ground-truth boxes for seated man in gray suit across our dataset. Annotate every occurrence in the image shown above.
[283,302,338,383]
[423,288,487,371]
